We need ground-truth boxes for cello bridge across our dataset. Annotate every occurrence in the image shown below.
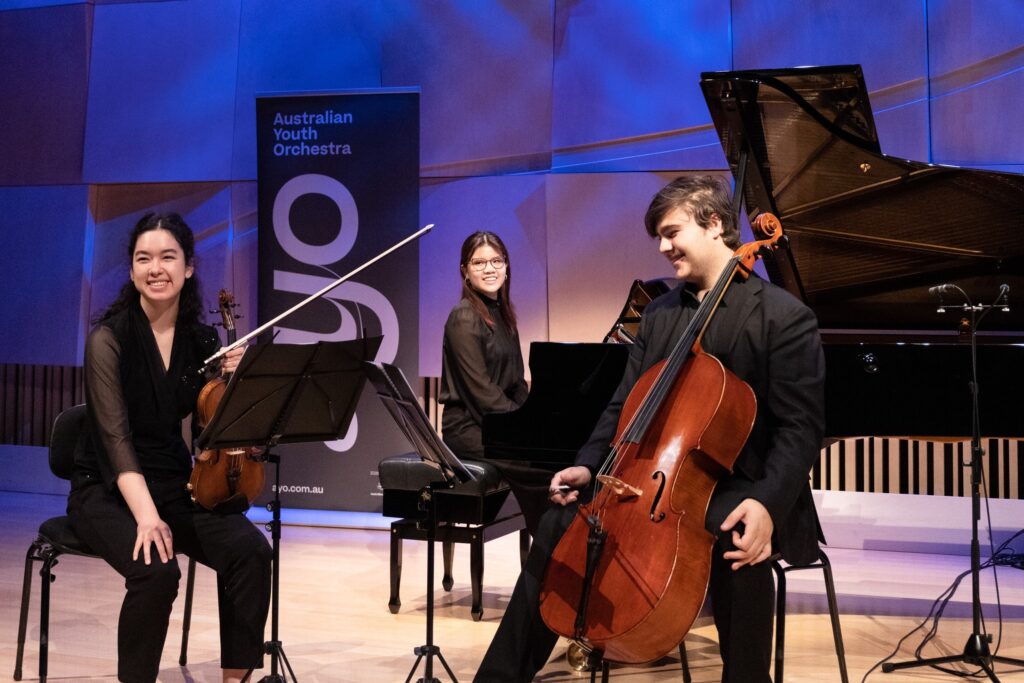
[595,475,642,498]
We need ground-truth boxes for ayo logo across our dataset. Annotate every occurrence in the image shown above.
[271,173,399,452]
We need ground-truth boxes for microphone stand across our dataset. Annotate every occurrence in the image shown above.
[883,284,1020,681]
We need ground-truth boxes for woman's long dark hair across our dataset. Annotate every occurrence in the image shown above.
[95,212,203,330]
[459,231,517,330]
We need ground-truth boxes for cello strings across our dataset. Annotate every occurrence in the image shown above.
[592,256,742,503]
[596,260,732,480]
[615,256,738,443]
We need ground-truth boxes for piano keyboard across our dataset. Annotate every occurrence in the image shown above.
[816,438,1022,500]
[420,377,1022,501]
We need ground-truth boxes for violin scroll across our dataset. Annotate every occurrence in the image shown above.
[188,290,266,512]
[214,289,240,334]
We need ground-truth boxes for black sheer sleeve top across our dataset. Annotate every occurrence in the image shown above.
[75,300,218,491]
[439,294,528,459]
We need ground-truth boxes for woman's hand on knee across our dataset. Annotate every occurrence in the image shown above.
[116,472,174,565]
[134,516,174,565]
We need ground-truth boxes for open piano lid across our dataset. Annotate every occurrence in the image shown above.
[700,65,1024,333]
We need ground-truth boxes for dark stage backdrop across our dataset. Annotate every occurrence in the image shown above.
[256,89,420,511]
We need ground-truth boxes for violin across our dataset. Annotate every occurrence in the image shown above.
[538,215,784,664]
[187,290,266,512]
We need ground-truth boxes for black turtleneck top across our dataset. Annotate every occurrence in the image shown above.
[439,293,528,459]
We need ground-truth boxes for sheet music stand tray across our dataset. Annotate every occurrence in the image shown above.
[365,362,473,683]
[198,336,382,683]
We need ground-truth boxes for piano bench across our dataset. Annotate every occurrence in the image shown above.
[378,453,529,621]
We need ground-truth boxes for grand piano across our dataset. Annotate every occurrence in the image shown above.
[486,65,1023,499]
[701,65,1024,497]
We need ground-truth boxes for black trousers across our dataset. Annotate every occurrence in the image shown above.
[474,496,775,683]
[68,476,272,683]
[486,460,555,536]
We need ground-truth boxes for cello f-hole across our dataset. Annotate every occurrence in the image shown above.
[649,471,667,522]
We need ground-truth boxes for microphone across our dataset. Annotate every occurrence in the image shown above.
[928,284,955,296]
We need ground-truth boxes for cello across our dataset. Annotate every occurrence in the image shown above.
[538,214,784,664]
[187,290,266,512]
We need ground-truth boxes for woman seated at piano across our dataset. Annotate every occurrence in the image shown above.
[439,231,550,533]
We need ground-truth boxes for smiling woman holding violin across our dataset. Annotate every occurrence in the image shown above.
[475,176,826,683]
[67,213,271,683]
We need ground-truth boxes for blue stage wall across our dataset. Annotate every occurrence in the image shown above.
[2,0,1022,505]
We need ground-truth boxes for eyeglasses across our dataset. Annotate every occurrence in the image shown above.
[468,257,507,271]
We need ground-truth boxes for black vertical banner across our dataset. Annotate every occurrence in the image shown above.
[256,90,419,511]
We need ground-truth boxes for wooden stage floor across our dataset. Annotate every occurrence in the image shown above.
[1,492,1021,682]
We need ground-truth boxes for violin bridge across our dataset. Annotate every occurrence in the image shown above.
[596,475,642,498]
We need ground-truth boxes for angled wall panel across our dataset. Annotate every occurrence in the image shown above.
[381,1,555,177]
[83,0,242,183]
[88,182,235,327]
[0,185,90,366]
[551,0,731,172]
[547,172,693,344]
[0,4,90,185]
[1,1,87,8]
[231,0,385,180]
[226,181,259,334]
[732,1,930,163]
[928,0,1024,168]
[234,1,556,179]
[419,175,549,378]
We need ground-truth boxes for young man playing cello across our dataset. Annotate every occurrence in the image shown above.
[474,175,826,683]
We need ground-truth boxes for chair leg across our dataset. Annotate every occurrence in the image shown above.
[179,557,196,666]
[470,533,484,622]
[818,551,850,683]
[39,549,58,683]
[772,560,787,683]
[519,529,530,567]
[14,540,42,681]
[388,524,402,614]
[678,640,692,683]
[442,540,455,592]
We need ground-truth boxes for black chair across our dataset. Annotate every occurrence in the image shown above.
[770,548,849,683]
[13,404,197,682]
[378,452,529,621]
[676,548,849,683]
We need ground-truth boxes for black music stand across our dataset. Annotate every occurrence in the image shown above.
[197,336,382,683]
[883,285,1021,681]
[364,362,473,683]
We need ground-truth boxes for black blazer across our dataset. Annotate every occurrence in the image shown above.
[576,275,826,565]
